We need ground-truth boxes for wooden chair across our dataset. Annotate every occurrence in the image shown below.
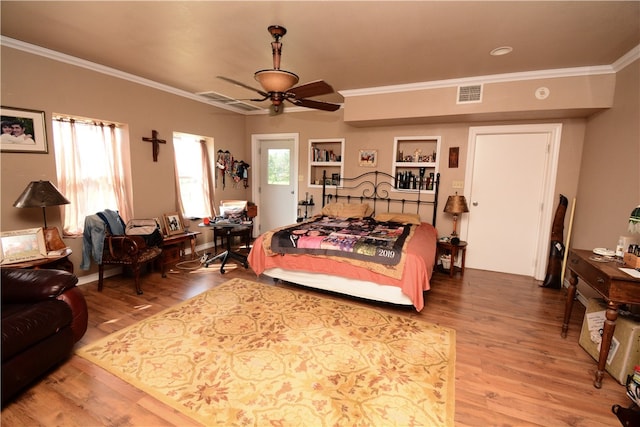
[90,214,162,295]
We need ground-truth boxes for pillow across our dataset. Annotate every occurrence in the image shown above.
[321,202,371,218]
[374,212,422,225]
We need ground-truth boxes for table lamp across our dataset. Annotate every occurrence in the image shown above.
[13,180,70,228]
[629,205,640,234]
[444,193,469,244]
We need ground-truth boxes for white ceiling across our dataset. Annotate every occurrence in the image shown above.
[2,1,639,113]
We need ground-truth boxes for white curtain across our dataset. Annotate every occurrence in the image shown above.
[53,118,133,235]
[173,136,215,218]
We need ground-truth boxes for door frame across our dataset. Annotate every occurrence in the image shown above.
[460,123,562,280]
[251,133,299,235]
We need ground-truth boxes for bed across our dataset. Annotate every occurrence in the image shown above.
[248,170,440,311]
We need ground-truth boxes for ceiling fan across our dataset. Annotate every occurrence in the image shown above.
[218,25,341,113]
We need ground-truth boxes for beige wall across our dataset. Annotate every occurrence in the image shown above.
[572,59,640,250]
[1,47,250,276]
[2,45,638,282]
[245,112,587,232]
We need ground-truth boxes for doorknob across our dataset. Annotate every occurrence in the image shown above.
[472,201,478,206]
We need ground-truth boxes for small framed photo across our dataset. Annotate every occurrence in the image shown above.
[359,149,378,167]
[0,227,47,264]
[1,106,48,153]
[154,217,167,236]
[163,212,184,235]
[331,173,341,186]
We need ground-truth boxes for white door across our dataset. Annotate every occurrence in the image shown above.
[251,133,298,235]
[461,124,562,279]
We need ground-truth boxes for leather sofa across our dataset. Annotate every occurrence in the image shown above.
[1,268,88,406]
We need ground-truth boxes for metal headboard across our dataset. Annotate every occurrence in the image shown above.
[321,170,440,227]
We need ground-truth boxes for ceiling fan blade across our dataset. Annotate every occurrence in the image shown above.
[288,80,335,99]
[217,76,269,98]
[289,98,341,112]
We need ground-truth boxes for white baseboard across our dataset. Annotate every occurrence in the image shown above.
[76,242,215,287]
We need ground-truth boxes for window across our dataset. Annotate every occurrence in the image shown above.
[173,133,215,219]
[52,117,133,235]
[267,148,291,185]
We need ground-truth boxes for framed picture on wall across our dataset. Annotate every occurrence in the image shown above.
[163,212,184,235]
[359,149,378,167]
[1,106,48,153]
[449,147,460,168]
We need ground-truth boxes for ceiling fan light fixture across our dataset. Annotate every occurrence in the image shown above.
[254,69,299,93]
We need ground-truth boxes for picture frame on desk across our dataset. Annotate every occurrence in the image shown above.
[163,212,184,236]
[1,106,48,153]
[0,227,47,264]
[154,217,167,236]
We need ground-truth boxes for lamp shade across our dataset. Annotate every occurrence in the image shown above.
[13,180,70,208]
[443,194,469,215]
[254,69,299,93]
[13,180,70,228]
[629,205,640,234]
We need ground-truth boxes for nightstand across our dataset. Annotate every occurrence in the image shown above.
[436,239,467,277]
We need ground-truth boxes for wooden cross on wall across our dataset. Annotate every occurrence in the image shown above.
[142,130,166,162]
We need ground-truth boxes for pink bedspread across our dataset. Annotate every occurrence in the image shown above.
[248,222,437,310]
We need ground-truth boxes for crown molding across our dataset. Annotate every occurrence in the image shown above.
[612,44,640,72]
[0,36,246,114]
[339,44,640,98]
[3,36,637,111]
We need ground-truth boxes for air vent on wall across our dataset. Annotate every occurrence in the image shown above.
[457,84,483,104]
[197,91,263,112]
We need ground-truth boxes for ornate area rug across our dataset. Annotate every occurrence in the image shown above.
[77,278,455,426]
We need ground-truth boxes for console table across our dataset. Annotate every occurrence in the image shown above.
[562,248,640,388]
[159,231,200,277]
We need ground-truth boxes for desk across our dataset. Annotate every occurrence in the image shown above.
[436,240,467,277]
[159,231,200,277]
[2,248,74,273]
[562,249,640,388]
[202,223,251,274]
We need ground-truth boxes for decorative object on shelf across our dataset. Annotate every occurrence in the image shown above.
[13,180,70,228]
[142,129,166,162]
[163,212,185,236]
[443,193,469,243]
[359,149,377,167]
[1,106,48,153]
[449,147,459,168]
[629,205,640,233]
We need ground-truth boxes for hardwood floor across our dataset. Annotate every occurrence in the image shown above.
[1,254,630,426]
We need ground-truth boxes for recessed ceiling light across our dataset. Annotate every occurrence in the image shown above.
[490,46,513,56]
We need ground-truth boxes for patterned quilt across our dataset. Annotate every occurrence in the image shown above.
[269,216,414,265]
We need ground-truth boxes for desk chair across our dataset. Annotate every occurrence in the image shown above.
[213,200,257,254]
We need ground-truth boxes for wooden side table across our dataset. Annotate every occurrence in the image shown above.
[159,231,200,277]
[2,248,74,273]
[436,240,467,277]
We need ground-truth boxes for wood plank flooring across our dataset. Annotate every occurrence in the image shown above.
[1,254,630,426]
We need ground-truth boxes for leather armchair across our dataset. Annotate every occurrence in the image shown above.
[1,268,88,406]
